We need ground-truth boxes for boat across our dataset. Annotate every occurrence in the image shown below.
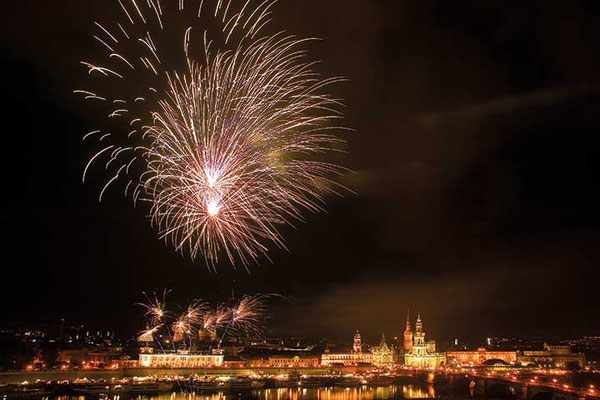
[74,381,172,395]
[365,376,394,386]
[128,381,173,394]
[185,379,224,392]
[225,377,260,390]
[0,386,54,398]
[299,377,325,387]
[335,377,365,387]
[274,378,294,388]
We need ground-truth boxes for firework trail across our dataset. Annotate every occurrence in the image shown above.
[139,290,169,326]
[222,293,269,339]
[138,291,273,350]
[199,304,229,339]
[77,0,347,267]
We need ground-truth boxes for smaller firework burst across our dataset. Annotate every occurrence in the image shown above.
[139,290,169,326]
[226,294,270,338]
[138,291,275,351]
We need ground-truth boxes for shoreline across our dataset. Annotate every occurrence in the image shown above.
[0,366,380,384]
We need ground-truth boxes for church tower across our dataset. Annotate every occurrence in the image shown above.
[403,310,413,352]
[413,314,426,356]
[353,330,362,353]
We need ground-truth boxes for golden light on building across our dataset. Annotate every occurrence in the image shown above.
[403,315,446,368]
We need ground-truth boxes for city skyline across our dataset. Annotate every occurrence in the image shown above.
[1,0,600,343]
[3,312,595,371]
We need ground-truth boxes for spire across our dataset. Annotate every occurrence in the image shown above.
[380,333,386,346]
[403,310,414,352]
[415,313,423,333]
[353,330,362,353]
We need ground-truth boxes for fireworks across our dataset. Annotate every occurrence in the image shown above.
[78,0,347,267]
[139,290,169,326]
[228,294,269,337]
[138,291,273,349]
[199,305,229,337]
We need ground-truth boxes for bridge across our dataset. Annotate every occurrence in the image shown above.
[425,371,600,400]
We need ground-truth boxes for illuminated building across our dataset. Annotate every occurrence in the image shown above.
[403,310,413,353]
[247,357,269,368]
[447,348,518,365]
[321,351,373,366]
[137,326,224,368]
[58,348,122,368]
[371,333,394,367]
[403,315,446,368]
[268,355,320,368]
[353,331,362,353]
[223,357,246,368]
[138,351,224,368]
[518,343,586,368]
[321,331,374,366]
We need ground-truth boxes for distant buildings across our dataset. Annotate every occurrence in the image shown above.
[138,351,224,368]
[403,314,446,368]
[58,348,123,368]
[371,334,394,367]
[6,312,593,372]
[518,343,586,368]
[447,348,518,365]
[321,331,374,366]
[268,355,320,368]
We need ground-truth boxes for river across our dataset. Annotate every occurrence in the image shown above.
[41,384,446,400]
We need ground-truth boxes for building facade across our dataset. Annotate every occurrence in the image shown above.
[404,315,446,368]
[268,355,321,368]
[447,348,518,365]
[371,334,394,367]
[139,352,224,368]
[321,352,374,366]
[518,344,586,368]
[321,331,374,366]
[58,348,122,368]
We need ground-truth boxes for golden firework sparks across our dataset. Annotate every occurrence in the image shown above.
[78,0,347,267]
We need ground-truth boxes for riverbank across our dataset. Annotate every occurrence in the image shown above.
[0,366,379,384]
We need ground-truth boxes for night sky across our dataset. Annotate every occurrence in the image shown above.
[1,0,600,343]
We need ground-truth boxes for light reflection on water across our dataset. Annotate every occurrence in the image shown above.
[51,385,437,400]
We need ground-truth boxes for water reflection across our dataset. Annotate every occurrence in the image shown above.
[51,385,436,400]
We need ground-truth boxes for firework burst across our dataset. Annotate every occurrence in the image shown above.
[199,305,229,337]
[78,0,347,267]
[138,291,274,349]
[226,294,270,337]
[139,290,169,326]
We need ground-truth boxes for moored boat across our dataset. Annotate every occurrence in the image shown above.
[226,377,261,390]
[335,376,365,387]
[365,376,394,386]
[0,386,54,398]
[299,377,324,387]
[73,381,172,395]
